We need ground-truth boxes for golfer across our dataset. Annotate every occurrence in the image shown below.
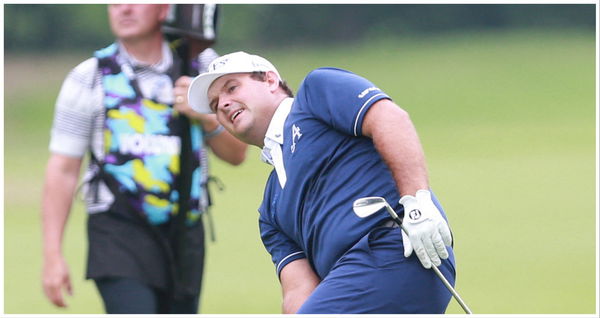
[187,51,456,314]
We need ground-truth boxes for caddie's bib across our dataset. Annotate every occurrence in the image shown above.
[93,43,205,226]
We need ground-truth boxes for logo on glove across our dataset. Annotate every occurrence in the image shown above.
[408,209,422,221]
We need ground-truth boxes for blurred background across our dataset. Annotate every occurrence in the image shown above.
[3,3,597,314]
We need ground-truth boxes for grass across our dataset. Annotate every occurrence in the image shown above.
[3,29,597,314]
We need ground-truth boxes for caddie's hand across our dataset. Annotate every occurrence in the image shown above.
[173,76,196,117]
[42,254,73,307]
[399,189,452,269]
[173,76,221,130]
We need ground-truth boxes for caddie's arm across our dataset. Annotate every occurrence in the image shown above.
[362,99,452,269]
[203,119,248,165]
[280,258,320,314]
[41,153,82,307]
[173,76,247,165]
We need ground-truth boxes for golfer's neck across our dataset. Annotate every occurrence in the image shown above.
[120,33,163,65]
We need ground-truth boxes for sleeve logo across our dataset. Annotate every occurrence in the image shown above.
[357,87,380,99]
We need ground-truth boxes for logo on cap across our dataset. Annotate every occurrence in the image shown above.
[210,58,229,72]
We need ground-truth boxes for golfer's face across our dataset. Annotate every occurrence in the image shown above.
[207,73,275,145]
[108,4,167,41]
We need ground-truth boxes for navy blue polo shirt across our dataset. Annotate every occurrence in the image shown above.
[258,67,402,279]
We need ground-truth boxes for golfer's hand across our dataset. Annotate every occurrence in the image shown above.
[399,190,452,269]
[42,254,72,307]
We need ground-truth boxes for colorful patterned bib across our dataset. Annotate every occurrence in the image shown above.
[94,43,205,226]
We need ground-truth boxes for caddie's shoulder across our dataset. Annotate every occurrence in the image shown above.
[197,48,219,73]
[71,57,98,75]
[66,57,100,89]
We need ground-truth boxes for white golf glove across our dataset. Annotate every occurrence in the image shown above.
[399,189,452,269]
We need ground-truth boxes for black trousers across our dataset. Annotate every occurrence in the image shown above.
[94,277,200,314]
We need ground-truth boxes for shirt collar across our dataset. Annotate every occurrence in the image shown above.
[260,98,294,167]
[264,97,294,146]
[116,40,172,74]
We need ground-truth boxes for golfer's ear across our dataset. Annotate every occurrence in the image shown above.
[266,71,280,91]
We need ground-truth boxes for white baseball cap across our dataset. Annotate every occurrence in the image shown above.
[188,51,281,113]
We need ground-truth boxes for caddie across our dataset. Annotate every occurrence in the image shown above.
[185,51,457,314]
[41,4,246,314]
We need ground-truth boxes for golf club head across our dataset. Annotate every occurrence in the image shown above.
[353,197,387,218]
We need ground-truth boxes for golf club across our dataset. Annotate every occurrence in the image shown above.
[353,196,473,314]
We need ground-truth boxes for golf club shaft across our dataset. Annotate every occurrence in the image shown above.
[383,205,473,314]
[430,264,473,314]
